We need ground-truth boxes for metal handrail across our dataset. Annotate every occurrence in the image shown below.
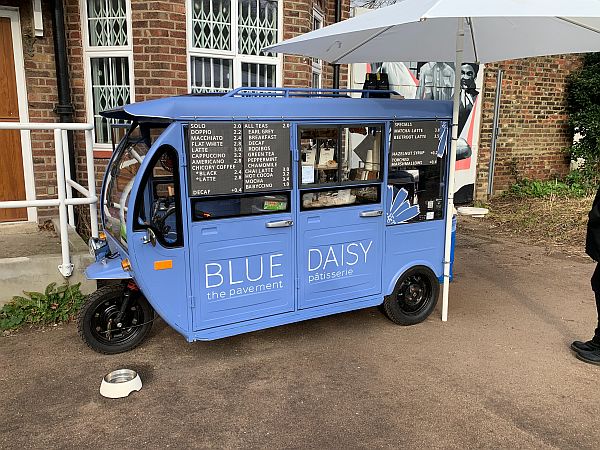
[0,122,98,277]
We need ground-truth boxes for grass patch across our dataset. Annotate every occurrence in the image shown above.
[0,282,86,331]
[485,195,592,255]
[506,176,593,199]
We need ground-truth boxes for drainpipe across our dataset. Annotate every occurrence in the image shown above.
[332,0,342,89]
[50,0,78,225]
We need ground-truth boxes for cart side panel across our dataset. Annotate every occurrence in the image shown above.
[382,220,445,296]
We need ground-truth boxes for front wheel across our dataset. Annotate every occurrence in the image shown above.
[382,266,439,325]
[77,284,154,354]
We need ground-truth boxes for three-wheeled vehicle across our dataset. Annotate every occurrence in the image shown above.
[79,88,455,354]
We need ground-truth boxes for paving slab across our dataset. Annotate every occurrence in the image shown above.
[1,219,599,449]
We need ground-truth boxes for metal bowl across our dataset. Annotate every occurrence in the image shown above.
[100,369,142,398]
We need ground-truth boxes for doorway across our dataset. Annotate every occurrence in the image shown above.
[0,8,32,223]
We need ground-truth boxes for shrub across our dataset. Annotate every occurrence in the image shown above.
[566,53,600,180]
[506,175,592,199]
[0,282,86,331]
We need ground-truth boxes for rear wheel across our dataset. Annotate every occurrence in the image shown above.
[77,284,154,354]
[382,266,439,325]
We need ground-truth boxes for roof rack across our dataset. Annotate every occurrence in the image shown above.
[222,87,400,98]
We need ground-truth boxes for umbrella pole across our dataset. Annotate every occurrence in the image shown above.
[442,17,465,322]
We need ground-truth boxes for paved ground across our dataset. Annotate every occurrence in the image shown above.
[1,219,600,449]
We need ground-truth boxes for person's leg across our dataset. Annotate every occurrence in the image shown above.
[593,263,600,344]
[571,263,600,353]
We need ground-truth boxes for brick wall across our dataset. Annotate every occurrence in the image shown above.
[130,1,188,100]
[282,0,349,89]
[0,1,61,223]
[476,55,583,199]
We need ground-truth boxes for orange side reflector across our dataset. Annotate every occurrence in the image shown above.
[154,260,173,271]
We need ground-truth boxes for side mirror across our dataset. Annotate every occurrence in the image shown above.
[141,228,157,247]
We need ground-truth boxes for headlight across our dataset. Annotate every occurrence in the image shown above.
[89,237,108,258]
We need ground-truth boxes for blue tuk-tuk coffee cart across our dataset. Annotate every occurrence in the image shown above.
[80,88,455,354]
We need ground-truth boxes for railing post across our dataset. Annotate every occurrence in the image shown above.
[85,129,98,238]
[54,128,73,277]
[61,128,75,227]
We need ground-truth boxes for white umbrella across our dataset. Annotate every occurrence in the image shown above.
[264,0,600,321]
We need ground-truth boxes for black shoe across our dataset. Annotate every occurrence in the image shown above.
[576,348,600,366]
[570,339,600,353]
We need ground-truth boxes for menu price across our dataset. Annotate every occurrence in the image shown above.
[188,122,242,196]
[391,121,440,167]
[243,122,291,193]
[187,122,291,196]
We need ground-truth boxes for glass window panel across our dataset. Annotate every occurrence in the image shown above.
[104,133,149,246]
[91,57,131,144]
[343,126,383,182]
[299,125,382,187]
[388,159,446,223]
[241,62,276,88]
[301,186,380,210]
[135,147,182,246]
[191,56,232,93]
[312,10,322,67]
[87,0,128,47]
[192,0,231,50]
[192,193,290,221]
[312,72,321,89]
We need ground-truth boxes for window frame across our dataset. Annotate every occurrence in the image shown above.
[191,190,291,221]
[102,128,151,249]
[80,0,135,155]
[300,184,381,211]
[298,123,385,189]
[311,8,323,89]
[132,144,185,248]
[185,0,284,93]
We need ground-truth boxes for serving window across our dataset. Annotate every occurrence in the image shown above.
[387,120,449,224]
[299,124,383,210]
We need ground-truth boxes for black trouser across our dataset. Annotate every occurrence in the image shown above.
[591,263,600,343]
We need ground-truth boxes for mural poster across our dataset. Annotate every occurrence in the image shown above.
[349,55,483,204]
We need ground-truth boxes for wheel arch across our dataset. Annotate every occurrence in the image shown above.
[384,260,440,296]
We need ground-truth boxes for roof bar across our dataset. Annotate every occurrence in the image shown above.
[222,87,401,98]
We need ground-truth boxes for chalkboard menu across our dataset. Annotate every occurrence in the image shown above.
[187,122,291,196]
[243,122,291,192]
[390,121,440,167]
[187,122,242,196]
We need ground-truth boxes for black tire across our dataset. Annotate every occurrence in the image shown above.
[77,285,154,354]
[382,266,439,325]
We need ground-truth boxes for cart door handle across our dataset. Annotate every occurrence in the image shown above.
[266,219,294,228]
[360,210,383,218]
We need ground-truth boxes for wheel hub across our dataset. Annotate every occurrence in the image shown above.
[91,297,140,344]
[398,275,431,314]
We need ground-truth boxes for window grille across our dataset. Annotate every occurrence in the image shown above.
[188,0,281,93]
[91,57,131,144]
[237,0,278,56]
[192,0,231,51]
[191,56,233,93]
[83,0,133,147]
[87,0,128,47]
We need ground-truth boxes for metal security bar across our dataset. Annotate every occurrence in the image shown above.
[0,122,98,277]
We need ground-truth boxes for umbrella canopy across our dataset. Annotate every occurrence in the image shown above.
[265,0,600,322]
[265,0,600,64]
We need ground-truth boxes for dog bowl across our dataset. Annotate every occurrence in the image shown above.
[100,369,142,399]
[457,206,489,218]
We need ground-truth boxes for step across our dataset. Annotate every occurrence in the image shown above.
[0,221,95,307]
